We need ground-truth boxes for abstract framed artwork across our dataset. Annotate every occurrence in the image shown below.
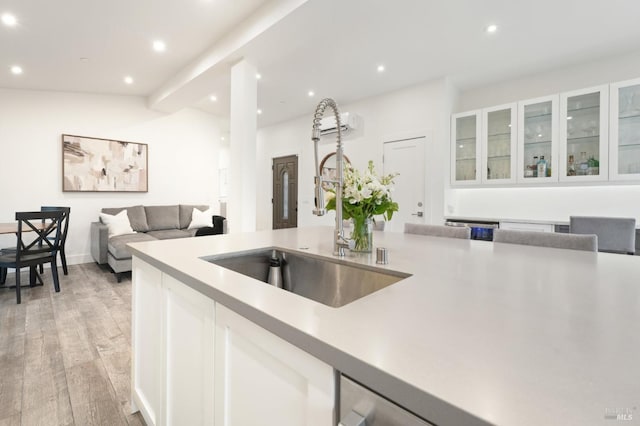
[62,134,148,192]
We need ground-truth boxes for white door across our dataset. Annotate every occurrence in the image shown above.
[383,136,427,232]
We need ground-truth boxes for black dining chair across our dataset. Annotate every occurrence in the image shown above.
[40,206,71,275]
[0,210,64,304]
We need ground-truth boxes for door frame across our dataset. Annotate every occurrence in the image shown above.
[272,154,299,229]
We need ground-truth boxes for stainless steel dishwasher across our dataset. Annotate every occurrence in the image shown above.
[339,375,433,426]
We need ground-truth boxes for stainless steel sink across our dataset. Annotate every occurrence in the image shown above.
[204,248,410,308]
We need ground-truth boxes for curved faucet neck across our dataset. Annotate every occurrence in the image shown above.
[311,98,349,256]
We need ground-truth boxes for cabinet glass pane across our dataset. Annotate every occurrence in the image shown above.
[455,115,476,181]
[523,101,553,178]
[486,109,512,180]
[566,92,600,176]
[617,84,640,175]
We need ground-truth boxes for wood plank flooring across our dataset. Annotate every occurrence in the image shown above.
[0,264,145,426]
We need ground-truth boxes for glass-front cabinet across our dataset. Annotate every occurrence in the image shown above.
[451,110,481,185]
[559,86,609,182]
[610,78,640,181]
[481,103,517,184]
[517,95,559,183]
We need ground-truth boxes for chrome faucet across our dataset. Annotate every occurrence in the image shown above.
[311,98,354,256]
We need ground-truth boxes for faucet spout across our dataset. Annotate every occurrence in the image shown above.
[311,98,351,256]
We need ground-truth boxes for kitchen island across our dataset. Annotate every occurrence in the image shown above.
[128,226,640,425]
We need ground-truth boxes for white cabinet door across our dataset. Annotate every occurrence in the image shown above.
[517,95,559,183]
[610,77,640,181]
[215,304,335,426]
[162,274,215,426]
[559,85,609,182]
[481,103,517,184]
[451,110,481,185]
[131,258,163,426]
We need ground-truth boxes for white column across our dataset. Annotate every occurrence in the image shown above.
[229,60,258,232]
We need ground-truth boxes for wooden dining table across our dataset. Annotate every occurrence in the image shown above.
[0,221,50,234]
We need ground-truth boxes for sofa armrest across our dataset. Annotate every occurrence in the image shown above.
[90,221,109,264]
[212,215,228,234]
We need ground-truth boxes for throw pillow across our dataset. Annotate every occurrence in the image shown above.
[99,210,135,237]
[188,208,212,230]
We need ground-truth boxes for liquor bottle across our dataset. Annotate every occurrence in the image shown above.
[568,154,576,176]
[579,152,588,176]
[532,155,539,177]
[537,155,547,178]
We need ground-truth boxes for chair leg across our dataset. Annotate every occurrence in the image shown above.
[60,249,68,275]
[51,260,61,293]
[15,268,21,304]
[0,267,6,285]
[39,264,43,274]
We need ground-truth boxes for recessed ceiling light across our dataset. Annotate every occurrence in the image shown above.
[308,90,315,97]
[1,13,17,27]
[255,73,262,80]
[567,116,573,120]
[210,95,217,102]
[10,65,22,75]
[257,109,262,115]
[152,40,166,52]
[486,24,498,33]
[220,136,225,141]
[377,65,385,72]
[124,76,134,85]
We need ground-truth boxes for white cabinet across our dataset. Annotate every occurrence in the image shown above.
[517,95,559,183]
[132,259,215,426]
[609,77,640,181]
[451,110,481,185]
[162,274,215,426]
[559,85,609,182]
[481,103,517,184]
[131,257,163,426]
[132,257,335,426]
[215,304,335,426]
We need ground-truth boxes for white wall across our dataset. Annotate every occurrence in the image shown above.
[256,78,455,231]
[0,88,224,264]
[450,50,640,222]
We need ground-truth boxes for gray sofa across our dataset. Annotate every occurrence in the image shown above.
[91,204,226,281]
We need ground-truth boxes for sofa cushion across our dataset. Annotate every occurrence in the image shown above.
[146,229,192,240]
[145,205,180,230]
[179,204,209,229]
[101,205,149,232]
[99,211,135,237]
[188,208,213,229]
[108,232,157,260]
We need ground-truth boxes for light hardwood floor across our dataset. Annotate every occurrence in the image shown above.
[0,263,145,426]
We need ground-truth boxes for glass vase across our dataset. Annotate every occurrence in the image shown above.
[350,217,373,253]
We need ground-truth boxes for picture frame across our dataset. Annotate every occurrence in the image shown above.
[62,134,148,192]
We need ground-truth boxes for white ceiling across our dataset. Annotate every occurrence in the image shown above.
[3,0,640,127]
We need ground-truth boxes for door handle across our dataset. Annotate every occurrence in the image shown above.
[339,411,366,426]
[411,212,424,217]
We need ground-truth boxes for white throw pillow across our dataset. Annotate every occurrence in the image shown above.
[188,208,212,229]
[99,210,135,237]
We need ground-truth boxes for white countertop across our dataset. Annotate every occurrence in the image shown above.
[445,215,570,225]
[128,227,640,426]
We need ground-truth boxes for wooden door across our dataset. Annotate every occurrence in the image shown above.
[272,155,298,229]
